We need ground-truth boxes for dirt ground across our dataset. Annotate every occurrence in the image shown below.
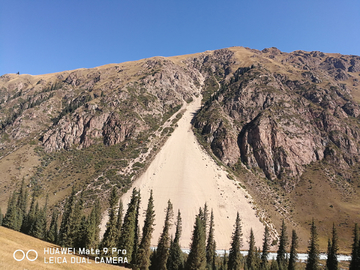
[101,97,265,250]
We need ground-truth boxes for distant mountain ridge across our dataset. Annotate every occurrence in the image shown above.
[1,46,360,250]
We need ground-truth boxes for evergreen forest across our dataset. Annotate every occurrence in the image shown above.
[1,182,360,270]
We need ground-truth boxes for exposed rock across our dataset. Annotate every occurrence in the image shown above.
[342,102,360,117]
[320,57,349,71]
[193,58,360,189]
[0,46,359,190]
[348,57,360,72]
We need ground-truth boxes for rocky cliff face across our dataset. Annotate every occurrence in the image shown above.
[192,48,360,191]
[1,47,360,189]
[1,46,359,176]
[0,57,202,155]
[1,46,360,249]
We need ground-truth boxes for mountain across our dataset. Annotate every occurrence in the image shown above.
[1,46,360,251]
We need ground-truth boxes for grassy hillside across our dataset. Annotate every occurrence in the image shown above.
[0,226,126,270]
[1,46,360,253]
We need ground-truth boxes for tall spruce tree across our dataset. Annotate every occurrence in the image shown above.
[47,209,59,244]
[16,178,28,230]
[23,192,36,234]
[206,210,216,270]
[119,188,141,264]
[203,203,209,235]
[305,219,320,270]
[84,199,101,249]
[228,212,243,270]
[261,225,270,270]
[349,223,360,270]
[3,191,20,230]
[29,201,40,237]
[326,238,332,270]
[168,210,184,270]
[32,196,48,240]
[186,215,207,270]
[133,191,141,264]
[70,191,85,248]
[326,223,338,270]
[276,220,288,270]
[154,199,174,270]
[101,187,119,250]
[76,215,88,248]
[288,230,298,270]
[116,199,124,241]
[247,228,257,270]
[59,186,77,247]
[136,190,156,270]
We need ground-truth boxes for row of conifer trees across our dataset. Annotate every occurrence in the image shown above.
[1,182,360,270]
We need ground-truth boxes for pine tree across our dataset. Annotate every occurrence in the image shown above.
[349,223,360,270]
[261,225,270,270]
[32,196,48,240]
[228,212,243,270]
[288,230,298,270]
[43,195,48,233]
[206,210,216,270]
[277,220,288,270]
[154,199,174,270]
[76,215,88,248]
[212,241,217,270]
[101,187,119,250]
[326,223,338,270]
[247,228,257,270]
[305,219,320,270]
[84,199,101,249]
[59,186,77,246]
[29,201,40,237]
[47,209,59,244]
[168,210,184,270]
[71,191,85,248]
[136,190,156,270]
[119,188,141,264]
[58,187,85,247]
[203,203,209,235]
[186,215,207,270]
[23,192,36,234]
[3,191,19,230]
[116,199,123,241]
[326,238,332,270]
[16,178,28,230]
[133,190,141,264]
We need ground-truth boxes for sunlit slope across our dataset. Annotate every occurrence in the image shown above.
[115,97,265,249]
[0,226,125,270]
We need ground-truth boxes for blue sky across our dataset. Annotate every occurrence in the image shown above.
[1,0,359,76]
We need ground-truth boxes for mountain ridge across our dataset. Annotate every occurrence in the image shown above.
[1,46,360,251]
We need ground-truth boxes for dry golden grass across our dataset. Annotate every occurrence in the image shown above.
[168,51,209,65]
[0,145,41,210]
[289,165,360,253]
[0,226,126,270]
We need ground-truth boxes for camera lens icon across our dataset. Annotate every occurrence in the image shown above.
[13,249,38,261]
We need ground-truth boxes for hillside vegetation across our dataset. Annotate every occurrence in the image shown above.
[1,46,360,251]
